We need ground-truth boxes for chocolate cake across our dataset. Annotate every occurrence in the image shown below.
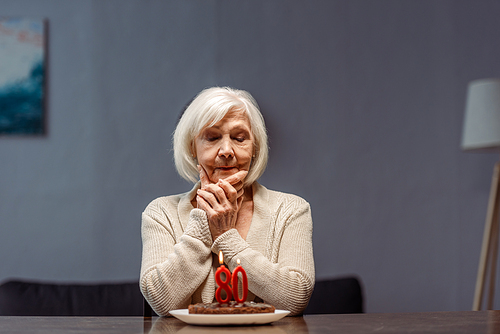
[188,301,276,314]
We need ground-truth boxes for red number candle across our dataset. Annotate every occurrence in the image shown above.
[215,251,232,303]
[231,258,248,303]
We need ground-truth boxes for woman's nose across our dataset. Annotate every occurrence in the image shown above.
[218,139,234,158]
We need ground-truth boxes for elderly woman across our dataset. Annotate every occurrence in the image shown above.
[140,87,314,316]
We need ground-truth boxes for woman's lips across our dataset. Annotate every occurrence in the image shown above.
[217,167,236,171]
[215,167,238,173]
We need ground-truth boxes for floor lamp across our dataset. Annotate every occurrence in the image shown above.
[462,78,500,311]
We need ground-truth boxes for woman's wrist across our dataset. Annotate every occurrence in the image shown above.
[211,229,249,262]
[184,208,213,246]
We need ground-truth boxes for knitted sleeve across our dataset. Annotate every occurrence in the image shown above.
[211,197,315,316]
[139,201,213,316]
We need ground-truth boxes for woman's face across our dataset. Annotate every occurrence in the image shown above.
[193,110,254,184]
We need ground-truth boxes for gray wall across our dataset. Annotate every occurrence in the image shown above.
[1,0,500,313]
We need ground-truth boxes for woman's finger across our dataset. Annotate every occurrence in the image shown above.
[224,173,245,195]
[196,188,220,207]
[217,179,238,202]
[198,165,211,188]
[223,170,248,186]
[237,193,244,208]
[202,183,229,204]
[231,180,244,194]
[196,195,215,214]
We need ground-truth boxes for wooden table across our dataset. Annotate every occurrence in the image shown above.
[1,311,500,333]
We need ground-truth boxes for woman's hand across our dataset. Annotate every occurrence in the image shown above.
[196,165,248,240]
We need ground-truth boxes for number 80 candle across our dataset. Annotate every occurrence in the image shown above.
[215,251,232,303]
[231,258,248,303]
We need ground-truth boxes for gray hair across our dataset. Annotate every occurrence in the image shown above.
[173,87,268,186]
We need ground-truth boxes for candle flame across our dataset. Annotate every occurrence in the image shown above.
[219,251,223,265]
[237,258,241,265]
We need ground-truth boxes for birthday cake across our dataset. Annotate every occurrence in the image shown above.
[188,301,275,314]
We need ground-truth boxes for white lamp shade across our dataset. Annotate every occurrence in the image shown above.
[462,78,500,151]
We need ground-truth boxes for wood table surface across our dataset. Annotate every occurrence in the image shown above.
[2,311,500,333]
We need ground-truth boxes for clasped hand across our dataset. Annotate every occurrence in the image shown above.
[196,165,248,241]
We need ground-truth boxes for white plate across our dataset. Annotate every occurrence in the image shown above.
[169,309,290,326]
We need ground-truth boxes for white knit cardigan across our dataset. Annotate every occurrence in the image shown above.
[139,182,315,316]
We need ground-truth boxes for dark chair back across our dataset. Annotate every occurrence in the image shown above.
[0,277,363,316]
[303,276,364,314]
[143,297,153,317]
[0,280,144,316]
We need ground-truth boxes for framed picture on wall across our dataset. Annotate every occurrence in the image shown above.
[0,18,46,135]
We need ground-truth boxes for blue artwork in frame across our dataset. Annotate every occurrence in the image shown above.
[0,18,46,135]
